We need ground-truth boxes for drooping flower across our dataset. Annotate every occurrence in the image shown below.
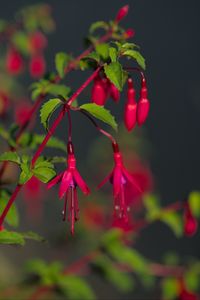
[6,48,24,75]
[124,78,137,131]
[14,102,34,127]
[98,145,141,223]
[184,203,198,236]
[29,31,47,54]
[124,28,135,39]
[29,55,46,78]
[115,5,129,23]
[109,82,120,102]
[47,146,90,235]
[91,76,107,106]
[137,77,150,126]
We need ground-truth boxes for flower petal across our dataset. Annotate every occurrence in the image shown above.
[113,166,122,197]
[73,169,90,195]
[59,170,73,199]
[98,171,113,189]
[47,172,64,189]
[122,166,142,193]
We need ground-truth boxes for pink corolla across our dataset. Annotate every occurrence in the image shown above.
[98,147,141,223]
[47,151,90,235]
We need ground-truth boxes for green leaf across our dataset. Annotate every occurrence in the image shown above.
[89,21,109,34]
[0,190,19,228]
[0,230,25,246]
[55,52,71,78]
[80,103,117,131]
[104,62,123,91]
[21,231,46,242]
[33,157,56,183]
[11,31,30,55]
[188,191,200,218]
[122,50,146,70]
[45,84,71,99]
[109,47,118,62]
[95,43,109,61]
[162,278,179,300]
[160,211,183,237]
[0,151,21,165]
[40,98,62,130]
[184,263,200,292]
[58,275,96,300]
[120,42,140,50]
[143,194,161,221]
[83,51,100,62]
[19,156,32,184]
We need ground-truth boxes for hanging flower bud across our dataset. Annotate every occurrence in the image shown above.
[124,28,135,39]
[91,76,107,106]
[29,55,46,78]
[109,82,120,102]
[124,78,137,131]
[0,92,9,117]
[115,5,129,23]
[184,203,198,236]
[29,31,47,54]
[137,77,150,126]
[6,48,24,75]
[14,101,35,127]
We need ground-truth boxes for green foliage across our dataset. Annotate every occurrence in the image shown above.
[31,80,71,100]
[109,47,118,62]
[160,211,183,237]
[0,151,21,165]
[0,230,45,246]
[161,277,179,300]
[32,157,56,183]
[19,155,32,184]
[55,52,72,78]
[95,43,110,61]
[122,50,146,70]
[40,98,62,130]
[11,31,30,55]
[188,191,200,218]
[184,262,200,292]
[104,62,123,91]
[0,189,19,227]
[80,103,117,131]
[89,21,109,34]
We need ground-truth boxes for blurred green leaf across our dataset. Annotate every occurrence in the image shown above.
[0,190,19,228]
[89,21,109,34]
[162,277,179,300]
[80,103,117,131]
[160,211,183,237]
[104,61,123,91]
[95,43,109,60]
[0,151,21,165]
[40,98,62,131]
[0,230,25,246]
[188,191,200,218]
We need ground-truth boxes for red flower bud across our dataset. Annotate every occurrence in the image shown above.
[115,5,129,23]
[137,78,150,126]
[184,205,198,236]
[124,28,135,39]
[29,31,47,54]
[0,92,9,116]
[91,77,107,106]
[29,55,46,78]
[109,83,120,102]
[6,49,23,75]
[124,78,137,131]
[15,102,33,127]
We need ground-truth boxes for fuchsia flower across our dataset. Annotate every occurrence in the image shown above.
[29,55,46,78]
[29,31,47,54]
[14,102,34,127]
[115,5,129,23]
[6,48,24,75]
[124,77,137,131]
[91,75,107,106]
[137,77,150,126]
[98,145,141,223]
[184,203,198,236]
[47,144,90,235]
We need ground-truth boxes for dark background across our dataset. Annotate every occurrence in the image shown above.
[0,0,200,298]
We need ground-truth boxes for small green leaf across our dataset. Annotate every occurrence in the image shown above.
[19,158,32,185]
[33,157,56,183]
[21,231,46,242]
[0,190,19,227]
[122,50,146,70]
[89,21,109,34]
[188,191,200,218]
[84,51,100,62]
[45,84,71,99]
[11,31,29,55]
[80,103,117,131]
[95,43,109,61]
[0,151,21,165]
[40,98,62,130]
[55,52,72,78]
[162,278,179,300]
[109,47,118,62]
[104,62,123,91]
[0,230,25,246]
[160,211,183,237]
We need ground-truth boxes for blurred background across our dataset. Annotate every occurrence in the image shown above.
[0,1,200,299]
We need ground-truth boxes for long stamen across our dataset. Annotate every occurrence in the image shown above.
[70,186,75,235]
[74,188,79,221]
[62,191,68,221]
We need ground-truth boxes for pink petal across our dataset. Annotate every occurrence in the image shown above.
[47,172,64,189]
[73,169,90,195]
[59,170,73,199]
[122,166,142,193]
[113,167,122,198]
[98,171,113,189]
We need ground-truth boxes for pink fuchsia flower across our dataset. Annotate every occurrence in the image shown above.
[14,101,35,127]
[47,150,90,235]
[29,31,47,54]
[98,146,141,223]
[183,202,198,237]
[115,5,129,23]
[6,48,24,75]
[29,55,46,78]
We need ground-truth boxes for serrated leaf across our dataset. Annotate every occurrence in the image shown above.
[109,47,118,62]
[55,52,71,78]
[104,62,123,91]
[40,98,62,130]
[122,50,146,70]
[188,191,200,218]
[162,278,179,300]
[89,21,109,34]
[0,151,21,165]
[0,190,19,227]
[45,84,71,99]
[80,103,117,131]
[33,158,56,183]
[95,43,109,61]
[58,275,96,300]
[0,230,25,246]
